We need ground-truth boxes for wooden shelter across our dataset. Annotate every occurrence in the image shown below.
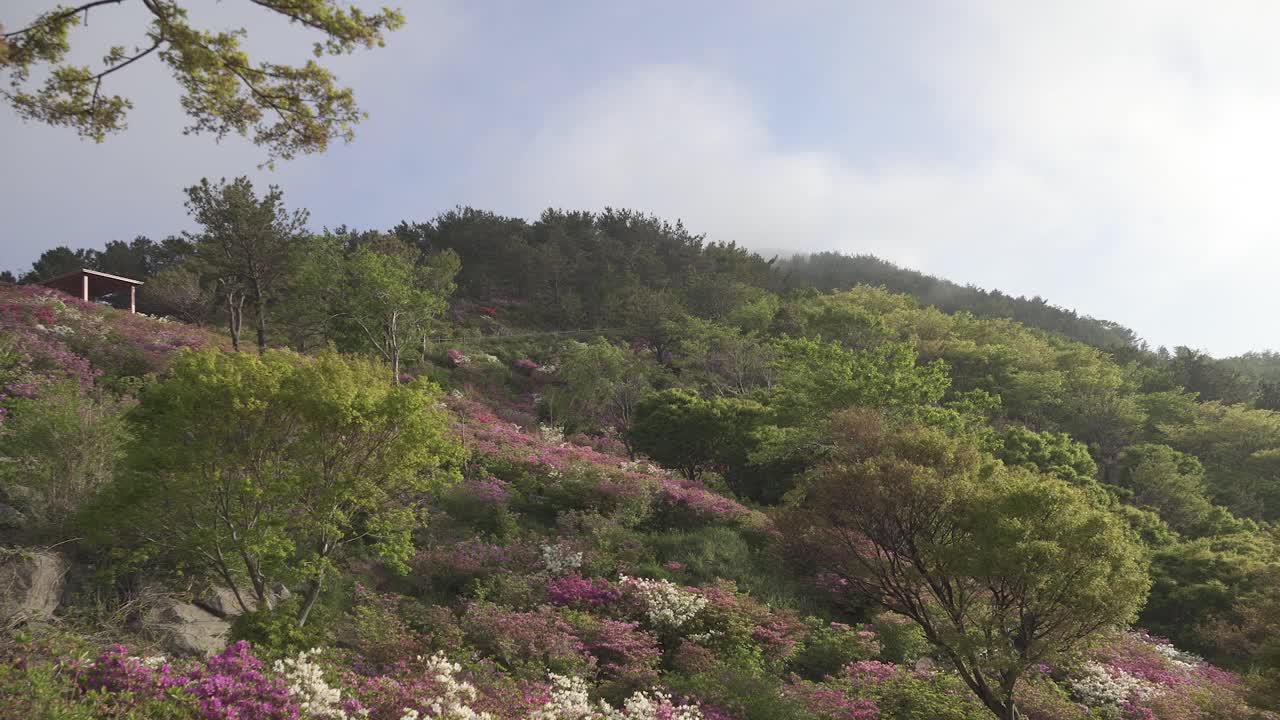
[40,269,144,313]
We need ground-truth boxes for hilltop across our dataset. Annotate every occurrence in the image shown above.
[2,200,1280,720]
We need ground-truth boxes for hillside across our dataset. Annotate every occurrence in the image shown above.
[3,201,1280,720]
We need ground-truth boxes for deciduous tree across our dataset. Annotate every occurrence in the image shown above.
[94,349,461,626]
[786,409,1149,720]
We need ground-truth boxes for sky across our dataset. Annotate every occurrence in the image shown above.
[2,1,1278,356]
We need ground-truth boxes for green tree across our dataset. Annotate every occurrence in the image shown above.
[1,1,403,163]
[292,234,458,380]
[788,409,1149,720]
[94,349,461,626]
[185,176,307,353]
[543,339,660,436]
[1160,402,1280,520]
[626,389,766,485]
[1114,444,1225,536]
[992,425,1097,487]
[0,383,130,538]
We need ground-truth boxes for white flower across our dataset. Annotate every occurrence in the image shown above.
[542,543,584,575]
[273,648,361,719]
[539,424,566,444]
[1069,662,1157,709]
[531,674,703,720]
[619,576,707,630]
[407,653,494,720]
[1151,641,1201,671]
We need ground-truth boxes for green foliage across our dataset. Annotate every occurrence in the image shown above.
[786,617,879,680]
[90,348,461,624]
[543,338,661,434]
[0,1,403,163]
[1144,530,1278,653]
[288,233,458,378]
[867,671,989,720]
[627,389,766,485]
[1114,443,1230,536]
[993,425,1097,487]
[0,383,130,538]
[229,598,331,660]
[185,176,308,352]
[871,613,931,665]
[1159,402,1280,521]
[792,410,1150,720]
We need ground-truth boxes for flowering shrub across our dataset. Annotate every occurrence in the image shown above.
[513,358,541,374]
[273,649,364,719]
[1069,661,1156,709]
[619,576,707,631]
[462,476,512,505]
[542,543,585,575]
[571,617,661,688]
[75,644,184,701]
[447,349,469,367]
[547,575,623,609]
[530,674,704,720]
[462,603,595,677]
[782,681,880,720]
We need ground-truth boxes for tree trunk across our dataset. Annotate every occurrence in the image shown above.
[297,578,323,627]
[254,291,268,354]
[226,292,244,352]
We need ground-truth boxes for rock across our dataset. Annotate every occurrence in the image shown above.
[272,582,291,603]
[196,584,292,618]
[0,503,25,529]
[148,600,230,657]
[196,586,257,618]
[0,549,66,624]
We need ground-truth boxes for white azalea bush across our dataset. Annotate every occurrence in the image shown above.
[1069,661,1157,709]
[619,575,707,630]
[531,674,703,720]
[398,653,495,720]
[274,648,365,719]
[541,543,584,575]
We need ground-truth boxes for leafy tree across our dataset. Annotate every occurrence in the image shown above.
[185,176,307,353]
[992,425,1097,487]
[543,339,661,436]
[1160,402,1280,520]
[1144,530,1278,654]
[787,409,1149,720]
[290,234,458,380]
[94,349,461,626]
[138,267,211,322]
[19,245,92,282]
[1164,346,1256,405]
[1113,444,1225,536]
[766,338,949,427]
[1,1,403,163]
[627,389,766,486]
[749,338,949,472]
[672,319,777,398]
[0,383,129,538]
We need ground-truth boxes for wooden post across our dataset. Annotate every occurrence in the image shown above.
[82,273,89,303]
[130,285,137,314]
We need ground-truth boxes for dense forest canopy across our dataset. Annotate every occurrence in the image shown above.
[4,185,1280,720]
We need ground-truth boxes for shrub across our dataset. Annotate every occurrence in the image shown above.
[788,619,880,681]
[229,599,331,660]
[461,603,595,678]
[0,383,130,537]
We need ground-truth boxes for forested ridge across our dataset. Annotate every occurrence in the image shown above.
[3,182,1280,720]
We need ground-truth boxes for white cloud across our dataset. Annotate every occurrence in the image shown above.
[501,3,1280,354]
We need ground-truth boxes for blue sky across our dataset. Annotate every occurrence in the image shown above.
[2,1,1277,355]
